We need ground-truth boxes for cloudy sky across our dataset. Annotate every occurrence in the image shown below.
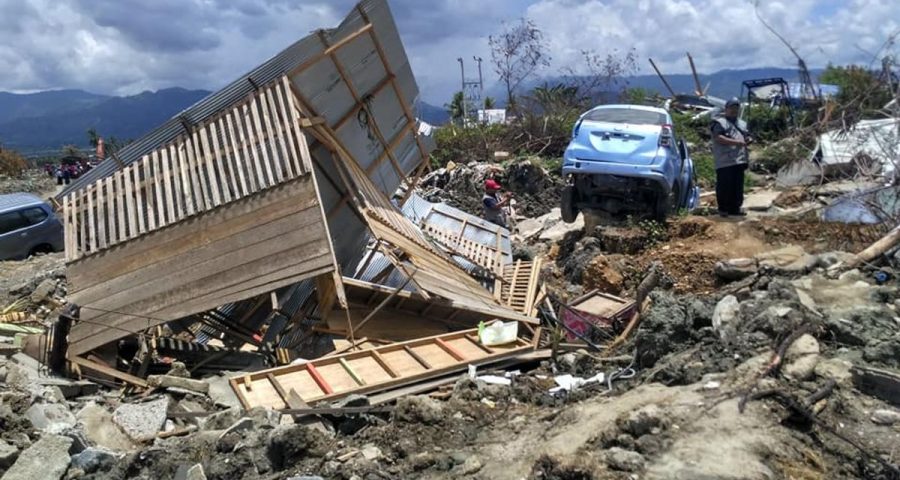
[1,0,897,104]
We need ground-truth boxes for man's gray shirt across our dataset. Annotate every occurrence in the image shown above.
[710,116,749,170]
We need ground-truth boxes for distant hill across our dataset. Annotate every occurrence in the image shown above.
[416,100,450,126]
[0,88,210,152]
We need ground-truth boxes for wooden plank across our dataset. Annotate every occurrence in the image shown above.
[183,136,209,214]
[177,142,195,216]
[96,180,107,249]
[105,176,117,245]
[306,363,333,395]
[68,355,149,388]
[151,151,165,226]
[63,194,74,261]
[225,111,250,196]
[85,184,96,253]
[209,121,233,203]
[216,117,241,200]
[143,155,156,230]
[273,81,302,176]
[249,96,274,187]
[404,345,431,369]
[197,128,222,207]
[242,103,266,190]
[161,147,176,223]
[132,161,146,234]
[116,170,127,238]
[259,90,285,183]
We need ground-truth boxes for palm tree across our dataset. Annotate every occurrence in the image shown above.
[445,91,466,124]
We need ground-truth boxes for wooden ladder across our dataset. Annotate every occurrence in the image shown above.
[230,328,532,410]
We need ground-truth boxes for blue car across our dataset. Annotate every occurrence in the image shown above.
[561,104,700,222]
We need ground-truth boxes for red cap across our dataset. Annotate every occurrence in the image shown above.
[484,179,501,190]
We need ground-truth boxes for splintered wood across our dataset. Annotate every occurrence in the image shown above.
[62,79,311,262]
[230,329,533,409]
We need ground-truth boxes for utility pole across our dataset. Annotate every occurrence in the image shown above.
[474,56,484,101]
[457,57,468,120]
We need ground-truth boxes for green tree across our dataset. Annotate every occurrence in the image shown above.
[445,91,466,124]
[87,128,100,148]
[819,64,893,120]
[483,97,496,109]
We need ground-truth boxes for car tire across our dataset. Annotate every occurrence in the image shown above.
[561,185,578,223]
[654,188,675,221]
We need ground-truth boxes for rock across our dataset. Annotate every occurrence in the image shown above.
[185,463,207,480]
[0,434,72,480]
[168,362,190,378]
[147,375,209,394]
[287,477,325,480]
[582,255,625,294]
[714,258,757,281]
[784,334,821,381]
[462,455,483,474]
[70,447,118,474]
[539,212,583,242]
[0,440,18,469]
[24,402,76,434]
[203,374,242,409]
[75,402,138,452]
[393,396,445,425]
[755,245,816,275]
[361,444,382,461]
[516,217,546,240]
[112,397,169,442]
[871,409,900,426]
[29,278,57,303]
[712,295,741,342]
[217,417,254,440]
[813,358,853,385]
[331,394,370,409]
[605,447,645,472]
[618,404,666,437]
[199,406,241,431]
[267,425,328,471]
[815,251,856,269]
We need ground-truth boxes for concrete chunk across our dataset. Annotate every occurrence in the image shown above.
[112,397,169,442]
[0,434,72,480]
[147,375,209,394]
[25,402,76,434]
[0,440,18,469]
[76,402,139,452]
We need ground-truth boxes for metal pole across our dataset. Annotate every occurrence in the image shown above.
[457,57,467,121]
[474,56,484,100]
[648,58,677,98]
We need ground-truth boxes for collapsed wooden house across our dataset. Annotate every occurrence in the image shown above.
[54,0,541,382]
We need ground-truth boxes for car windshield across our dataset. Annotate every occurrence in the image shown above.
[583,108,667,126]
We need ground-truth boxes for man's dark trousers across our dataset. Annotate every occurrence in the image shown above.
[715,164,746,214]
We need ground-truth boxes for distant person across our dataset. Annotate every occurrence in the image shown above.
[482,179,512,228]
[55,167,64,185]
[711,97,752,217]
[62,165,71,185]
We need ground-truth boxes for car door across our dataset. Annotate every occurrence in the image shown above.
[0,210,33,260]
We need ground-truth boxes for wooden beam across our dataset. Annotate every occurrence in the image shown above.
[286,23,374,78]
[68,355,150,389]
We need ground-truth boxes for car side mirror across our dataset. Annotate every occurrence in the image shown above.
[678,140,687,160]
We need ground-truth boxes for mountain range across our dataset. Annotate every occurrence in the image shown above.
[0,67,822,152]
[0,88,210,154]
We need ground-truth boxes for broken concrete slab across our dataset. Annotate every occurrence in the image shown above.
[539,212,583,242]
[185,463,208,480]
[0,434,72,480]
[24,402,76,434]
[712,295,741,343]
[75,402,139,452]
[29,278,57,303]
[112,397,169,442]
[755,245,817,274]
[203,374,242,409]
[743,189,781,211]
[217,417,254,441]
[147,375,209,394]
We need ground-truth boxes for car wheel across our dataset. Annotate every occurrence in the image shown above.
[28,244,53,257]
[654,188,674,221]
[561,185,578,223]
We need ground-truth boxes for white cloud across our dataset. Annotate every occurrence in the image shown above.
[0,0,896,104]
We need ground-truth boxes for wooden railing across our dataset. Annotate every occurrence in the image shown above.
[64,76,312,262]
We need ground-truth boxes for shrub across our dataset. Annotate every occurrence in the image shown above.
[0,149,27,177]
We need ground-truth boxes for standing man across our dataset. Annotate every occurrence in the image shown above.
[483,179,512,228]
[711,97,752,217]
